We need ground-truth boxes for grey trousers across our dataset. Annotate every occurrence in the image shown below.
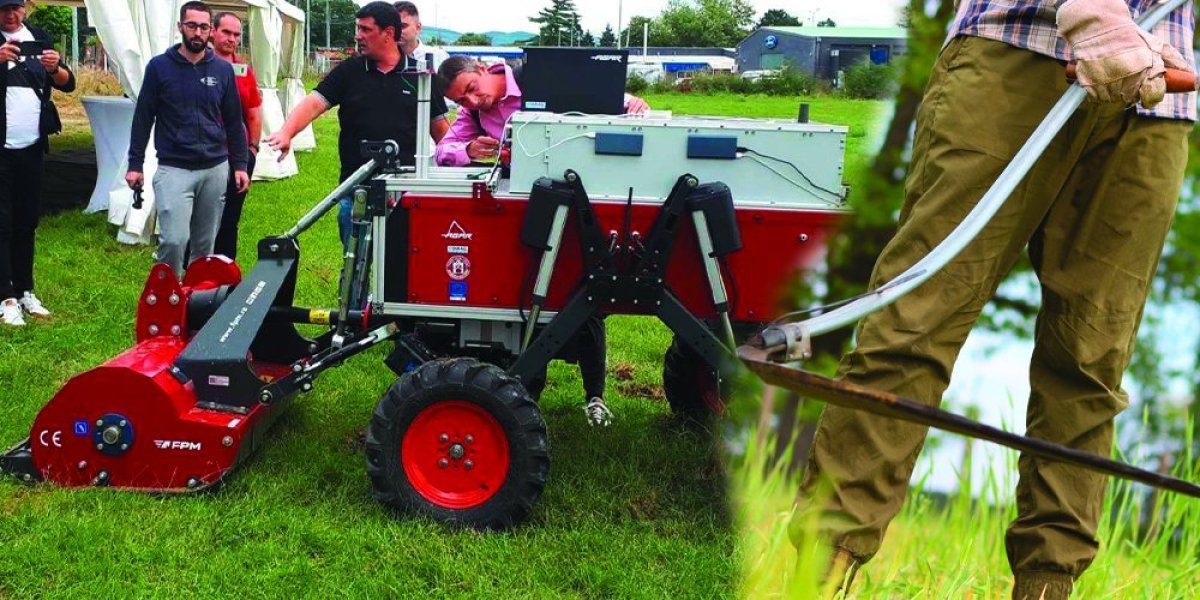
[153,163,229,275]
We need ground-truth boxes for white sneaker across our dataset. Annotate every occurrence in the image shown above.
[585,397,613,427]
[18,292,49,317]
[1,298,25,326]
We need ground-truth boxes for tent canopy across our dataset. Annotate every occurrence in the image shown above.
[41,0,305,24]
[57,0,312,240]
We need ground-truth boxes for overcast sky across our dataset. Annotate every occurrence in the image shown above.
[352,1,908,36]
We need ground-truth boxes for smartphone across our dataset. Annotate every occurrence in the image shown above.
[18,40,46,57]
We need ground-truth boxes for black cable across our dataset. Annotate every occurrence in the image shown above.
[738,146,843,199]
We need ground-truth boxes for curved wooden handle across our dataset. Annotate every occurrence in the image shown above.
[1065,63,1197,93]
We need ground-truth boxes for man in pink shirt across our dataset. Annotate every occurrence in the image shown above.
[434,55,649,166]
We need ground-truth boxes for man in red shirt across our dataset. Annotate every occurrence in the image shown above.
[211,11,261,260]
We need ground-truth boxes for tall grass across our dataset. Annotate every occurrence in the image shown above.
[735,398,1200,598]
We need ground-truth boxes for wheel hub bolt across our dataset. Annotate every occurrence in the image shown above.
[465,435,474,444]
[438,433,449,443]
[438,458,449,468]
[464,460,474,470]
[448,444,465,460]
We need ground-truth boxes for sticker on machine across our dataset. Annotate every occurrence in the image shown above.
[442,221,473,240]
[449,281,468,302]
[447,245,469,254]
[446,255,471,281]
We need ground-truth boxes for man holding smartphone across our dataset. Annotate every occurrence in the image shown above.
[125,1,249,278]
[0,0,74,326]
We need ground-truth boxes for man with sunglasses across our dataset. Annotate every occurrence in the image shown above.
[125,1,249,277]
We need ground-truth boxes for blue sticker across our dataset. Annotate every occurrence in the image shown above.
[449,281,468,302]
[73,420,89,436]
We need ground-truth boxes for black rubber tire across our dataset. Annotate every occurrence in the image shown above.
[365,357,550,529]
[662,336,725,422]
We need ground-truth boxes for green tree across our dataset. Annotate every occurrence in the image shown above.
[455,32,493,46]
[308,0,359,48]
[817,18,837,27]
[26,5,72,41]
[622,15,655,47]
[757,8,801,28]
[427,34,446,46]
[529,0,580,46]
[652,0,755,47]
[579,30,595,47]
[599,24,617,47]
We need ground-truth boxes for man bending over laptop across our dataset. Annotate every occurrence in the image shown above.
[433,55,649,166]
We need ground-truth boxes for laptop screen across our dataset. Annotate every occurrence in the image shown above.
[519,47,629,115]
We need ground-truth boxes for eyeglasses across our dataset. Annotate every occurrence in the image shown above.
[181,22,211,32]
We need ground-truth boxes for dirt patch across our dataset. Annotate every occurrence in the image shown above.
[628,492,660,521]
[617,382,664,399]
[340,429,367,453]
[610,361,635,381]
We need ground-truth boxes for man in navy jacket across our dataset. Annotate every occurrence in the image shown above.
[125,0,248,276]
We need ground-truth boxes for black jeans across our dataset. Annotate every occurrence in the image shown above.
[0,141,44,300]
[527,315,607,401]
[213,152,257,261]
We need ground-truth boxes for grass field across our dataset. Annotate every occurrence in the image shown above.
[5,93,873,598]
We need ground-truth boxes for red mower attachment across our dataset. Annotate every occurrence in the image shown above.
[2,254,308,491]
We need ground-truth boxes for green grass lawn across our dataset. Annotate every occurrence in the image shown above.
[3,94,886,597]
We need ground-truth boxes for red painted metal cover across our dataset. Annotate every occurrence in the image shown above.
[399,194,842,323]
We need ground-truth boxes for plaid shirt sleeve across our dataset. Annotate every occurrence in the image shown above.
[947,0,1196,121]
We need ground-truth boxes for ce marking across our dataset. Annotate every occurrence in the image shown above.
[38,430,63,448]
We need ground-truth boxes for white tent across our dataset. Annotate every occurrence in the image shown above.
[44,0,311,243]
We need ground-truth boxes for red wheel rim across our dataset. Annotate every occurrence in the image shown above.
[401,400,510,509]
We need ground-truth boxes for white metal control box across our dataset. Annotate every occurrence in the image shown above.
[506,111,848,207]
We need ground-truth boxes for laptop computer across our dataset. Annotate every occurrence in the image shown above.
[519,47,629,115]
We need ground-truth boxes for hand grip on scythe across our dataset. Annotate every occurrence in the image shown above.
[1065,63,1198,93]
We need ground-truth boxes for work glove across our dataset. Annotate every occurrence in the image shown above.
[1057,0,1191,108]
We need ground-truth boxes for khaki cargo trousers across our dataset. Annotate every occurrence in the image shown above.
[794,36,1189,594]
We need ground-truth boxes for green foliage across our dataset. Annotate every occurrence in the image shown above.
[757,8,801,28]
[650,0,756,47]
[308,0,360,48]
[816,18,837,27]
[738,407,1200,597]
[625,72,649,94]
[25,5,72,41]
[579,30,595,47]
[842,60,896,99]
[455,32,492,46]
[755,64,824,95]
[599,24,617,47]
[426,34,446,46]
[622,15,654,47]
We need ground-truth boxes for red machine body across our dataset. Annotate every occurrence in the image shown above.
[399,193,842,322]
[26,259,292,491]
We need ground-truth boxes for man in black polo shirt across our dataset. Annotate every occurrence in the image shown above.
[265,1,448,247]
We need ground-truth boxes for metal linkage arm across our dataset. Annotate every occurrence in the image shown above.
[283,159,378,239]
